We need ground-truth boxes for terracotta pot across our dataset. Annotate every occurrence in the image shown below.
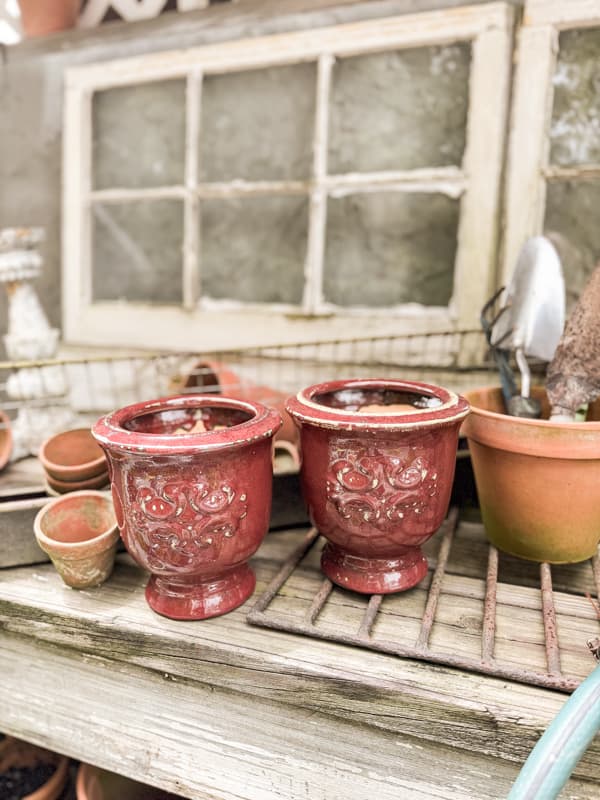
[17,0,80,37]
[462,386,600,563]
[34,491,119,588]
[0,735,69,800]
[286,379,469,593]
[173,360,299,448]
[46,470,110,495]
[0,410,12,472]
[76,763,180,800]
[92,394,282,620]
[39,428,106,482]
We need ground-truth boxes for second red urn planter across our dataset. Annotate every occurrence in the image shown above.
[286,379,469,594]
[92,395,281,620]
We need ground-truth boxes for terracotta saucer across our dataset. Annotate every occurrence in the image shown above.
[46,470,110,495]
[39,428,106,482]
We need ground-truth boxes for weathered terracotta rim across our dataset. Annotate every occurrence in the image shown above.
[0,409,13,469]
[464,386,600,430]
[93,393,282,454]
[462,386,600,459]
[286,378,469,430]
[34,490,118,556]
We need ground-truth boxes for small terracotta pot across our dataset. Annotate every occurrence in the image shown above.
[76,762,180,800]
[462,386,600,563]
[17,0,80,37]
[46,470,110,495]
[92,394,282,620]
[0,735,69,800]
[0,410,12,472]
[286,379,469,593]
[34,491,119,588]
[39,428,106,482]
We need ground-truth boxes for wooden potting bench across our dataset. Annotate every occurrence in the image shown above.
[1,512,600,799]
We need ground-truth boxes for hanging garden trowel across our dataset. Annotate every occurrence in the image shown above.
[483,237,565,418]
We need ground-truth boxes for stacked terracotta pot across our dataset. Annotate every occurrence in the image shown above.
[39,428,109,494]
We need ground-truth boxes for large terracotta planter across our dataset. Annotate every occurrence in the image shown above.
[462,387,600,563]
[286,379,469,593]
[92,394,281,620]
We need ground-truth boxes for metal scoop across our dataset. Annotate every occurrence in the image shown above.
[482,237,566,418]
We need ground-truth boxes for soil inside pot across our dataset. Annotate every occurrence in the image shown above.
[313,388,443,413]
[124,406,253,435]
[0,762,57,799]
[0,735,61,800]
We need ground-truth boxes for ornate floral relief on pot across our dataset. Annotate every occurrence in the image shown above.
[326,441,439,551]
[115,470,249,572]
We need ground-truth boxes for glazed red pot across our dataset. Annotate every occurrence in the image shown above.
[286,379,469,593]
[92,395,281,620]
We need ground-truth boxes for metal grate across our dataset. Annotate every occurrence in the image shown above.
[248,509,600,693]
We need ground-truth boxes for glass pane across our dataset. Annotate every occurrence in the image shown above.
[200,196,308,304]
[550,28,600,167]
[92,200,183,304]
[200,64,316,182]
[544,181,600,311]
[328,44,470,174]
[93,80,186,189]
[324,193,458,307]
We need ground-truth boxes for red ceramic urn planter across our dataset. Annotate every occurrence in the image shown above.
[92,395,281,620]
[286,379,469,594]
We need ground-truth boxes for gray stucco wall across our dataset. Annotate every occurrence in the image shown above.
[0,0,524,348]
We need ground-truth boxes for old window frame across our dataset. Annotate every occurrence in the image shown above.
[503,0,600,284]
[63,3,513,351]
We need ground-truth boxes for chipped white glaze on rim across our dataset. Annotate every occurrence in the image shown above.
[93,394,282,455]
[286,378,469,431]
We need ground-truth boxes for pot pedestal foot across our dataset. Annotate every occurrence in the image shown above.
[146,564,256,620]
[321,542,428,594]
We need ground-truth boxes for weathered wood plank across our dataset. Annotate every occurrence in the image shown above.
[0,457,46,499]
[1,529,599,782]
[0,496,49,568]
[0,633,597,800]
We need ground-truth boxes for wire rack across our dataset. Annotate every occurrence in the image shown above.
[0,329,490,457]
[248,509,600,694]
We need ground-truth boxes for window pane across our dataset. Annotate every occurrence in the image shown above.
[324,193,458,307]
[200,196,308,304]
[93,80,186,189]
[550,28,600,167]
[200,64,316,182]
[328,45,470,174]
[544,181,600,310]
[92,200,183,304]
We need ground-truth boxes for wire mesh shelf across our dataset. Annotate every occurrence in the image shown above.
[0,329,490,459]
[248,509,600,694]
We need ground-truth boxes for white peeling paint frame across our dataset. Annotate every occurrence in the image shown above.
[502,0,600,285]
[63,3,514,352]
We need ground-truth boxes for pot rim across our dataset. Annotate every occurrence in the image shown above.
[39,427,106,480]
[34,490,118,556]
[464,385,600,430]
[286,378,469,430]
[92,393,282,454]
